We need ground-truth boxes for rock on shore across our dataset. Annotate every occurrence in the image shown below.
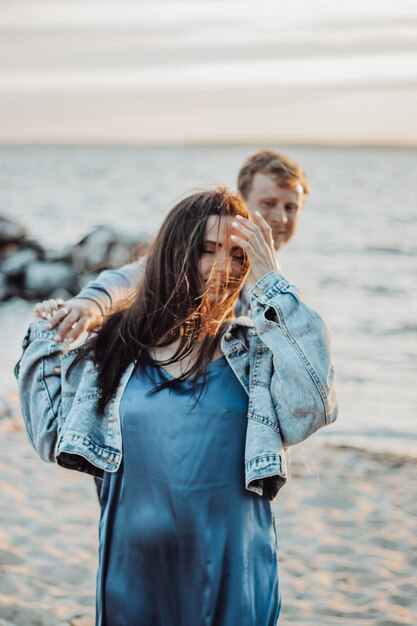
[0,214,147,302]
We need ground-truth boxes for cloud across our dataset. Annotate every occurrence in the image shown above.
[0,0,416,144]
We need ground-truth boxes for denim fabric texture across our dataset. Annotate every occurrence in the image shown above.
[15,270,337,500]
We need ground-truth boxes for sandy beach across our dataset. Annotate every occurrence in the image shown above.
[1,413,416,626]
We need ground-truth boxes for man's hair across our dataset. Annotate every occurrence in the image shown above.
[237,149,310,199]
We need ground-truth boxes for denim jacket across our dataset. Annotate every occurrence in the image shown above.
[15,270,337,500]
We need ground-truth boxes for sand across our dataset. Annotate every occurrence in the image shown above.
[0,415,416,626]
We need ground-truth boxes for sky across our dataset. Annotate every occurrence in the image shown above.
[1,0,417,145]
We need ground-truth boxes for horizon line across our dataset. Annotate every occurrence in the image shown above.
[0,139,416,150]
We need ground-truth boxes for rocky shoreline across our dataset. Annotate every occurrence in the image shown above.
[0,214,147,302]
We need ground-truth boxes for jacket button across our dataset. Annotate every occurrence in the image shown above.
[224,332,233,341]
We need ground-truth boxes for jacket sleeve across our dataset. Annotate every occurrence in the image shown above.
[76,258,145,314]
[14,321,65,463]
[250,270,338,447]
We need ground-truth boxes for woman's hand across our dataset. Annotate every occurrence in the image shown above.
[231,212,281,284]
[33,298,103,344]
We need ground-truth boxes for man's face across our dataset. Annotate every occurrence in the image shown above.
[245,172,304,251]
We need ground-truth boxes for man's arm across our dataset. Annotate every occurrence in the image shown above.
[34,260,143,343]
[77,261,143,313]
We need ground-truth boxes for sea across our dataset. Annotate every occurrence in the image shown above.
[0,144,416,455]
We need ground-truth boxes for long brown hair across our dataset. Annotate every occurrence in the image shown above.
[81,187,250,414]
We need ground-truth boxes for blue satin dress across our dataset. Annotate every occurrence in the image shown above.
[96,357,280,626]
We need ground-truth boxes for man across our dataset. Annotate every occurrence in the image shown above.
[37,149,309,339]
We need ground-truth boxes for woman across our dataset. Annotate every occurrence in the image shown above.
[16,188,337,626]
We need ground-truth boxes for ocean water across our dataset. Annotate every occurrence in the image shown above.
[1,144,416,454]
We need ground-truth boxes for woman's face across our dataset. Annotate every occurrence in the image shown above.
[199,215,247,304]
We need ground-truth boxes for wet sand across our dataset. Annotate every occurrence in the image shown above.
[0,417,416,625]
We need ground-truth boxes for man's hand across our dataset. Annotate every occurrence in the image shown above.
[33,298,104,344]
